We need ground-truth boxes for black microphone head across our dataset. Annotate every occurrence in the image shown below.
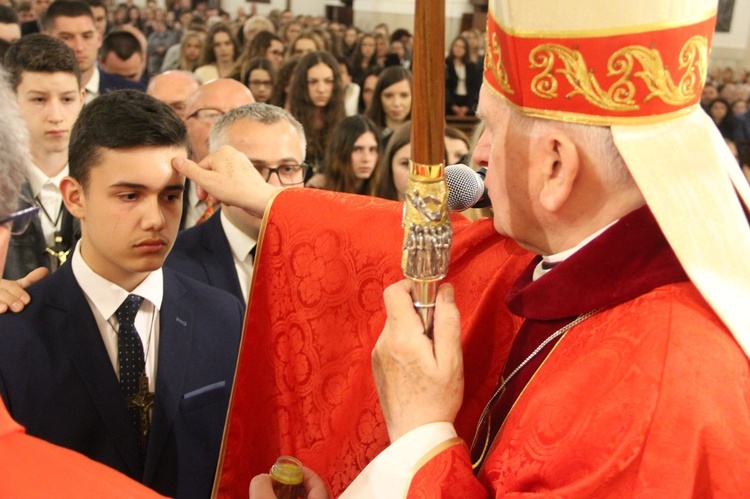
[446,163,487,212]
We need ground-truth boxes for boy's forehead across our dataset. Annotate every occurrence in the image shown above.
[18,70,80,89]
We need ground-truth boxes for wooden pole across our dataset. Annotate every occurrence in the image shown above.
[401,0,448,337]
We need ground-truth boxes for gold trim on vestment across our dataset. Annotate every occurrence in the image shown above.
[210,186,286,498]
[402,437,465,499]
[488,6,717,39]
[484,83,700,126]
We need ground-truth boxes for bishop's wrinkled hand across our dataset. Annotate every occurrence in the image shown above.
[372,280,464,443]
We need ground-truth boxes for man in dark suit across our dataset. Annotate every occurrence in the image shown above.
[3,35,84,283]
[165,103,307,305]
[0,90,243,498]
[41,1,144,105]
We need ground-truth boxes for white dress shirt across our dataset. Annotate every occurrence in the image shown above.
[26,163,68,246]
[182,181,208,230]
[71,241,163,393]
[84,66,100,104]
[220,209,256,303]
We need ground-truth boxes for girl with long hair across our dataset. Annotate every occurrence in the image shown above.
[177,31,204,72]
[374,121,412,201]
[366,66,412,144]
[288,51,345,171]
[194,23,240,82]
[314,115,381,194]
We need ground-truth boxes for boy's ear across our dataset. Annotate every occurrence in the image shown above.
[60,177,86,220]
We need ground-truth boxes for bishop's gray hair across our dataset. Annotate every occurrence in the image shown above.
[209,102,307,159]
[0,67,31,220]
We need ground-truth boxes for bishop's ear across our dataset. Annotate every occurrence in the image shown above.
[60,177,86,220]
[537,131,580,213]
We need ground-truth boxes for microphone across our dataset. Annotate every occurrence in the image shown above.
[445,164,491,211]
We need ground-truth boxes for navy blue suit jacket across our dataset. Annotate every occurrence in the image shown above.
[165,209,246,306]
[0,259,243,498]
[99,68,146,94]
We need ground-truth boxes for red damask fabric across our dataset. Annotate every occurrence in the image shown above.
[408,285,750,496]
[0,399,165,497]
[214,189,532,497]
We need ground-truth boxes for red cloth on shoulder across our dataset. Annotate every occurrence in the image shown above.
[0,399,164,497]
[214,189,532,497]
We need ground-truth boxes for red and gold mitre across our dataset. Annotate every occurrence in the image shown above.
[485,0,750,356]
[484,1,715,125]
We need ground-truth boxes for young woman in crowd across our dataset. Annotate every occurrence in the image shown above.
[444,125,471,165]
[238,30,285,71]
[342,27,359,58]
[310,115,381,194]
[287,32,322,58]
[194,23,240,82]
[176,30,204,72]
[358,66,381,113]
[374,121,411,201]
[374,32,389,67]
[289,51,345,171]
[445,35,481,117]
[242,58,275,103]
[350,33,378,86]
[270,55,301,109]
[708,97,739,140]
[366,65,412,145]
[461,28,484,65]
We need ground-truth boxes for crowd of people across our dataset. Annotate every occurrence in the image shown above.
[0,0,479,194]
[0,0,748,497]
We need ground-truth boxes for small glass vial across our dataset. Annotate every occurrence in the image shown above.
[269,455,306,499]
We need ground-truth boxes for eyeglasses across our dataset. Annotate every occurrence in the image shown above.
[254,163,309,186]
[0,204,40,236]
[187,108,224,124]
[248,80,273,88]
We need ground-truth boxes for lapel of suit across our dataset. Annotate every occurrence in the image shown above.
[143,269,193,483]
[202,209,244,302]
[52,263,144,477]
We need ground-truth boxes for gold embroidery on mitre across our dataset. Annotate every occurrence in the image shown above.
[529,36,708,112]
[486,31,514,95]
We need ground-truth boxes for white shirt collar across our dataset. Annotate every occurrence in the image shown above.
[26,163,68,198]
[71,240,164,319]
[533,220,618,281]
[85,66,100,104]
[220,209,256,262]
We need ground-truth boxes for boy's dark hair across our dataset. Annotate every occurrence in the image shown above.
[82,0,107,14]
[69,90,188,187]
[0,5,19,24]
[4,34,81,90]
[101,30,143,60]
[41,0,94,32]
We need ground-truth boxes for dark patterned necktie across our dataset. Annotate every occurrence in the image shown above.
[116,294,146,451]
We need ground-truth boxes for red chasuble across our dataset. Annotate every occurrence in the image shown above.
[407,207,750,497]
[213,189,533,497]
[0,399,165,497]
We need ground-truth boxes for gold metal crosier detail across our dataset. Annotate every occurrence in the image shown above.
[529,36,708,111]
[485,30,514,95]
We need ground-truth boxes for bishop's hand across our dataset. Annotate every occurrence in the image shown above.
[372,280,464,443]
[171,145,277,219]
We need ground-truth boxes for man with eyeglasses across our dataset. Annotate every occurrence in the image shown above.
[181,78,254,230]
[165,103,307,305]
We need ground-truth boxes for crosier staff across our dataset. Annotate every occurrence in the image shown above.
[401,0,449,337]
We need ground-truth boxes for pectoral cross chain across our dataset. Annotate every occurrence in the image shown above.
[126,373,154,451]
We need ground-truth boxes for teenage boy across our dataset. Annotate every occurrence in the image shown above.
[3,34,84,282]
[0,90,243,498]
